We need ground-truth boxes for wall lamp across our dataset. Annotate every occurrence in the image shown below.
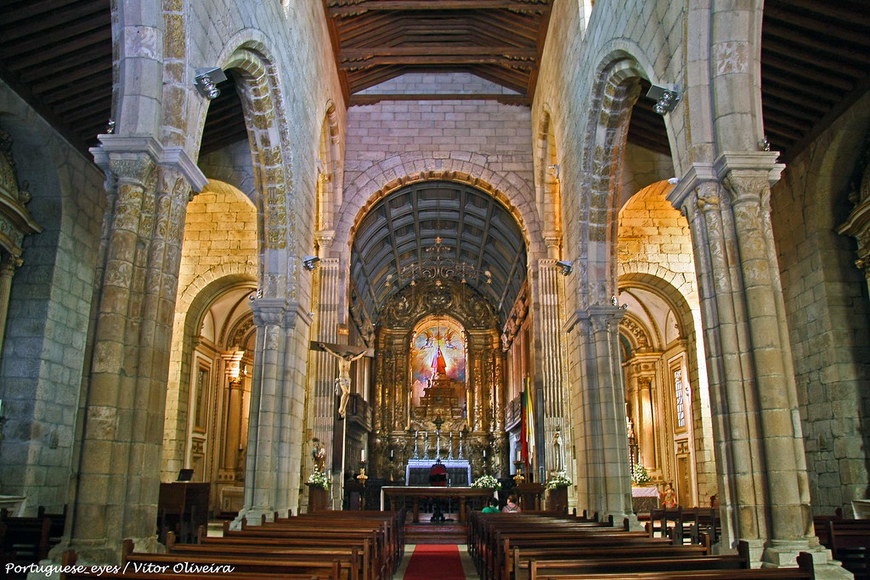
[647,84,681,115]
[556,260,573,276]
[194,67,227,100]
[303,256,321,271]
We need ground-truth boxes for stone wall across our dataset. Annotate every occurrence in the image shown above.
[342,72,537,231]
[771,93,870,514]
[0,79,106,512]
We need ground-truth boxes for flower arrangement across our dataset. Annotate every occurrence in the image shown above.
[471,474,501,489]
[545,473,573,490]
[631,463,652,485]
[307,469,331,490]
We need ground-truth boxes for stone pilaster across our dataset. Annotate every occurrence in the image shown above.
[306,258,341,506]
[624,354,660,472]
[240,298,310,523]
[567,304,634,524]
[220,351,246,478]
[65,135,203,563]
[534,260,570,476]
[669,154,847,576]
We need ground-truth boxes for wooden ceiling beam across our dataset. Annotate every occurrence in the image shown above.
[2,0,105,27]
[330,1,549,17]
[11,31,111,70]
[764,9,870,46]
[341,46,537,59]
[341,54,534,69]
[29,59,111,92]
[761,85,833,115]
[762,33,868,71]
[766,0,870,28]
[762,53,857,91]
[761,66,844,102]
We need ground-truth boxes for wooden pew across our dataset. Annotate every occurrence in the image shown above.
[811,508,844,549]
[524,541,748,580]
[122,539,346,579]
[824,519,870,579]
[0,509,51,563]
[216,513,395,580]
[172,533,367,580]
[528,550,815,579]
[229,525,386,579]
[469,511,677,580]
[647,507,719,544]
[61,549,329,580]
[512,543,713,580]
[272,509,404,571]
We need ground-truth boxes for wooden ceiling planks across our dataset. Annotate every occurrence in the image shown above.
[325,0,552,106]
[0,0,864,162]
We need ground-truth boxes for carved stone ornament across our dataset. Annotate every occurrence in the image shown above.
[380,278,498,330]
[0,130,42,258]
[838,139,870,276]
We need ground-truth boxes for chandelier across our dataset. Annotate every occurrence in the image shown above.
[385,237,492,289]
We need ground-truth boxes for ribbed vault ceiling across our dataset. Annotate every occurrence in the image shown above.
[350,181,527,329]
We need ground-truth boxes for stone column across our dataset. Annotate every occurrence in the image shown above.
[66,137,204,563]
[568,304,634,524]
[221,351,246,477]
[624,355,659,472]
[668,153,832,568]
[241,298,310,522]
[534,260,569,475]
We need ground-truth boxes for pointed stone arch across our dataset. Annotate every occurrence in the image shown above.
[535,109,564,258]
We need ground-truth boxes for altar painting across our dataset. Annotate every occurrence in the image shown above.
[411,318,466,409]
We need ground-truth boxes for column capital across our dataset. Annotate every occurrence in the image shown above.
[713,151,785,186]
[90,135,207,193]
[666,162,717,212]
[249,298,311,329]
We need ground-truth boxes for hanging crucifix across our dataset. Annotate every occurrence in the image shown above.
[312,341,373,418]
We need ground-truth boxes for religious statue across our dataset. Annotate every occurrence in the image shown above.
[318,342,368,418]
[311,438,326,472]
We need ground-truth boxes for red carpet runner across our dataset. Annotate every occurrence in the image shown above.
[403,544,466,579]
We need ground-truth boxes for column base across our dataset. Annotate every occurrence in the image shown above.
[234,506,274,529]
[762,541,851,580]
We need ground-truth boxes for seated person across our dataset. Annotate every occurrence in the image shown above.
[502,494,521,513]
[481,498,500,513]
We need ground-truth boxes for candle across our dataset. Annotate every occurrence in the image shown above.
[361,448,366,462]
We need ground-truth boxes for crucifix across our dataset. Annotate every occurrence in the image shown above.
[312,341,372,418]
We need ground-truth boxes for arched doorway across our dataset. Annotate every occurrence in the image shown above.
[348,180,528,488]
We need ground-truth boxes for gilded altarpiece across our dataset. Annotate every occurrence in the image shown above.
[370,279,507,481]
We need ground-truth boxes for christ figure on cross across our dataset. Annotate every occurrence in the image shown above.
[318,342,368,418]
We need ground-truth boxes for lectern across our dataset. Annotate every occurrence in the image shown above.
[157,482,209,544]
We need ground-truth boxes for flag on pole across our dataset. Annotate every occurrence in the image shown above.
[523,378,535,474]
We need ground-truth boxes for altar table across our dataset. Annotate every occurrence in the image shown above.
[381,486,495,523]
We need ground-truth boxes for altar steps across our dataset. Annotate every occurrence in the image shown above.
[404,520,467,544]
